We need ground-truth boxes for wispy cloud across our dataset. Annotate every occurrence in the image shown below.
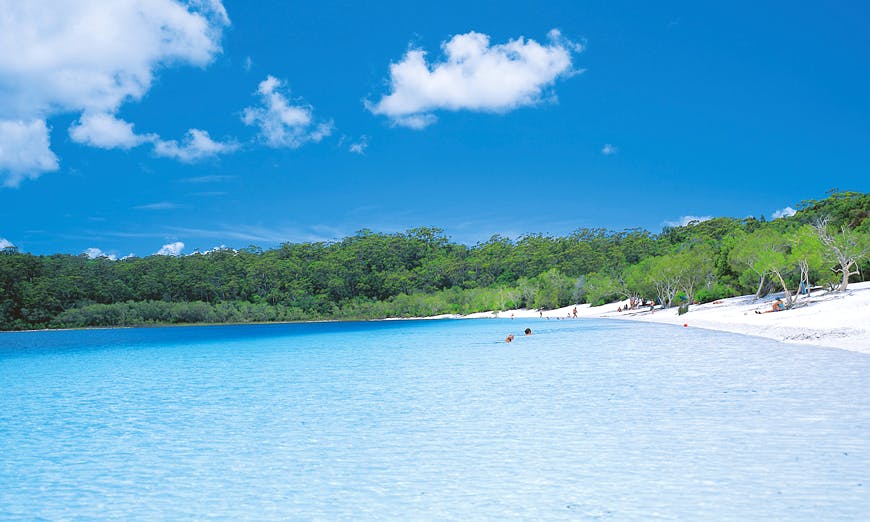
[367,29,582,128]
[601,143,617,155]
[349,135,369,154]
[135,202,181,210]
[85,223,351,249]
[179,175,236,183]
[242,75,333,148]
[167,224,344,244]
[665,215,713,227]
[771,206,796,219]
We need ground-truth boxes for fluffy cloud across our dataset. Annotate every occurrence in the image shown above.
[155,241,185,256]
[153,129,238,162]
[68,114,236,163]
[772,206,797,219]
[601,144,617,155]
[69,113,156,150]
[242,75,333,148]
[0,119,59,187]
[0,237,14,249]
[0,0,230,184]
[83,247,117,260]
[666,215,713,227]
[367,29,581,128]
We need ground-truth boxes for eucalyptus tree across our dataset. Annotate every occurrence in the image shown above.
[673,244,715,307]
[582,272,620,306]
[788,224,827,296]
[728,228,798,307]
[619,262,650,308]
[814,217,870,291]
[728,228,783,298]
[642,255,681,308]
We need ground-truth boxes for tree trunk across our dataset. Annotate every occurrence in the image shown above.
[838,261,855,292]
[755,274,766,298]
[772,269,795,308]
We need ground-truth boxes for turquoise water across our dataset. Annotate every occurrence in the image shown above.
[1,319,868,520]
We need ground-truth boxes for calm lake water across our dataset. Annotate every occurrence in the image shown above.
[1,319,868,520]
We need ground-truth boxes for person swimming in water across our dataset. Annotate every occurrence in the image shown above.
[505,334,515,343]
[524,328,532,335]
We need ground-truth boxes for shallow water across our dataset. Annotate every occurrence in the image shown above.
[1,319,868,520]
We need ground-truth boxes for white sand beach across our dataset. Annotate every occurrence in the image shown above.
[465,281,870,354]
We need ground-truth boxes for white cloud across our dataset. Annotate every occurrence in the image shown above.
[367,29,581,128]
[666,215,714,227]
[244,56,253,72]
[135,201,181,210]
[189,244,234,255]
[772,206,797,219]
[349,136,369,154]
[601,143,617,155]
[0,0,230,184]
[0,119,59,187]
[68,113,237,161]
[155,241,185,256]
[83,247,117,260]
[69,112,156,150]
[242,75,333,148]
[392,114,438,130]
[153,129,238,162]
[0,237,14,249]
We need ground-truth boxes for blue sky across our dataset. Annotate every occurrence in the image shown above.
[1,1,868,257]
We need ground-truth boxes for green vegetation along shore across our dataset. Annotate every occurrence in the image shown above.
[2,191,869,331]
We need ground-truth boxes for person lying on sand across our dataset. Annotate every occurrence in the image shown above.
[756,299,785,314]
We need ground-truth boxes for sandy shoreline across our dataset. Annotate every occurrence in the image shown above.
[450,281,870,354]
[6,283,867,354]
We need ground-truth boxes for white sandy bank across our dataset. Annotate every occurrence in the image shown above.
[458,281,870,354]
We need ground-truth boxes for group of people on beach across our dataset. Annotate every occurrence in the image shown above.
[617,299,658,313]
[536,306,579,320]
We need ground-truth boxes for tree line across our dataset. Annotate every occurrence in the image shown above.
[1,191,868,330]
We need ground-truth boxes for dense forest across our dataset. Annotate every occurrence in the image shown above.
[2,191,869,330]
